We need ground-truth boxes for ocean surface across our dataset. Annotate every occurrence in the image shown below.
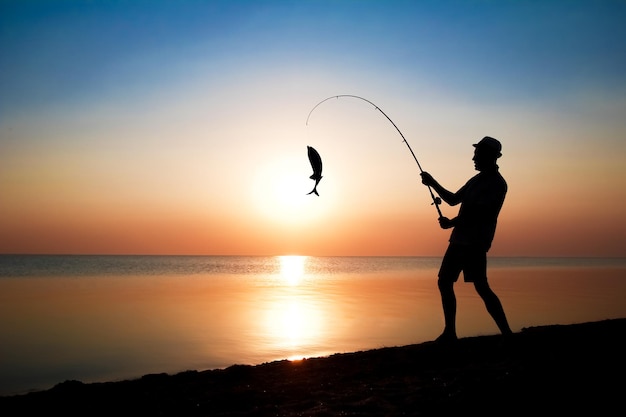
[1,255,625,396]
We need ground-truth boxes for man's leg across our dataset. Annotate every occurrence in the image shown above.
[437,245,462,341]
[474,281,512,335]
[437,279,457,340]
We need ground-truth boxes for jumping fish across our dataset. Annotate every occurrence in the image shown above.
[307,146,322,196]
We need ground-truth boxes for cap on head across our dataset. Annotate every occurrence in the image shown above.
[473,136,502,158]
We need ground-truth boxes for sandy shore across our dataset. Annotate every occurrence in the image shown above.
[1,318,624,416]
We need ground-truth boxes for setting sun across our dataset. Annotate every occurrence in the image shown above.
[267,173,309,216]
[251,155,321,224]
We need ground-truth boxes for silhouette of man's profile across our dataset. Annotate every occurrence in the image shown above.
[421,136,512,342]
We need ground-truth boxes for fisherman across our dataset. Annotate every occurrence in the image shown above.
[420,136,512,342]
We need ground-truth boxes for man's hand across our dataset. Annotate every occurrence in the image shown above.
[420,172,435,187]
[438,216,455,229]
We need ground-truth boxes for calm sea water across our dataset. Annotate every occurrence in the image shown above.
[1,255,625,396]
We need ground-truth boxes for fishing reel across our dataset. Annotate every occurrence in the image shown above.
[432,197,442,206]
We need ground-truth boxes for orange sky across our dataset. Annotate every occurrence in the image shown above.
[2,2,626,257]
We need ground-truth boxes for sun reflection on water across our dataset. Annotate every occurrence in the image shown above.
[262,256,325,359]
[265,298,322,346]
[278,255,307,285]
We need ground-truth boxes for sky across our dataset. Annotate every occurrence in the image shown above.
[1,0,625,257]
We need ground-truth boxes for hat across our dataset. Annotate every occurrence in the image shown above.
[473,136,502,157]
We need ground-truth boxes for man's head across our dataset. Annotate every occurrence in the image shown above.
[472,136,502,171]
[474,136,502,157]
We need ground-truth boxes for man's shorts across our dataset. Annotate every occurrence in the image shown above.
[438,244,488,283]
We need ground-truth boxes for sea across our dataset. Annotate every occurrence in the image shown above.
[1,255,625,396]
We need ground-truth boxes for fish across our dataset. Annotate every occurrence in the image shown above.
[306,146,322,196]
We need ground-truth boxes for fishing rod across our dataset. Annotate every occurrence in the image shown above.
[306,94,443,218]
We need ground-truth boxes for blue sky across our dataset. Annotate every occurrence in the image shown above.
[1,1,626,256]
[3,0,624,119]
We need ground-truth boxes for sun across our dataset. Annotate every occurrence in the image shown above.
[272,174,309,211]
[250,156,331,225]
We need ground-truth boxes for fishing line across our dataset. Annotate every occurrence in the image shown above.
[306,94,443,218]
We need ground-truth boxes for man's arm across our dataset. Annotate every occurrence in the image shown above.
[420,172,462,206]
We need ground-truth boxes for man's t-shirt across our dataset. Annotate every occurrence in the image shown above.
[449,168,507,252]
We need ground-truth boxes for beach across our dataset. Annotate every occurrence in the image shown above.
[1,318,624,416]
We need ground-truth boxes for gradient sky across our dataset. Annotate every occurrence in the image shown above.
[1,0,625,256]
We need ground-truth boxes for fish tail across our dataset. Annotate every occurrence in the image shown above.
[307,187,319,196]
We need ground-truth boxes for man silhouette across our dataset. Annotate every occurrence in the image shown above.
[421,136,512,342]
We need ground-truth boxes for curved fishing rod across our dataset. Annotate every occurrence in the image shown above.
[306,94,443,218]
